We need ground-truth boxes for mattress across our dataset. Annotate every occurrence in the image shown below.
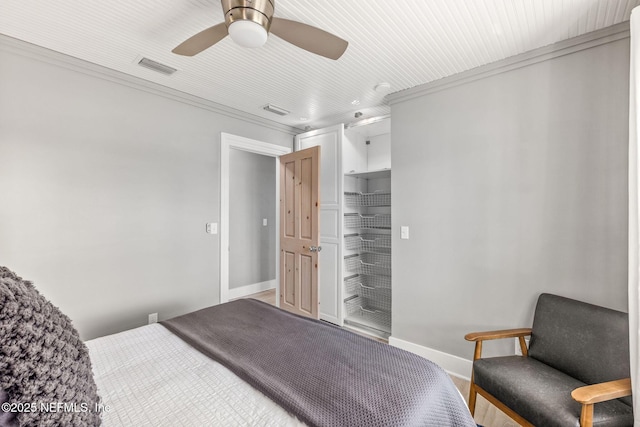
[86,323,305,427]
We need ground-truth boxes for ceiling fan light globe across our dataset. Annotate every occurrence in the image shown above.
[228,20,268,48]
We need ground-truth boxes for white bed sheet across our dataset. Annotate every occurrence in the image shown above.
[86,323,306,427]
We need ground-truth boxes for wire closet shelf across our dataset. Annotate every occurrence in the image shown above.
[344,274,391,309]
[344,190,391,207]
[344,233,391,253]
[344,253,391,277]
[344,213,391,229]
[345,295,391,330]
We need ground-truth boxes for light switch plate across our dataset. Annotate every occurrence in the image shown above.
[263,218,268,226]
[400,226,409,239]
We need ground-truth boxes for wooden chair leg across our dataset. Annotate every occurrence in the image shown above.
[468,380,478,415]
[580,403,594,427]
[468,342,482,417]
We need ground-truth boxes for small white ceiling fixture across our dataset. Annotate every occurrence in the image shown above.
[228,20,268,48]
[374,83,391,93]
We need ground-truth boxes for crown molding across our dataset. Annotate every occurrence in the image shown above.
[0,34,299,136]
[387,21,631,105]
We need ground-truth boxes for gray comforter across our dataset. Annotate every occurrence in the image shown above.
[161,299,476,427]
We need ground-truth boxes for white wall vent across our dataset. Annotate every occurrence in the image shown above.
[263,104,290,116]
[137,57,177,76]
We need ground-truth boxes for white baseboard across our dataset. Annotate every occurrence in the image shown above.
[389,336,473,381]
[228,280,275,300]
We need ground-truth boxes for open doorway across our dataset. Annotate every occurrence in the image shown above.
[219,133,291,304]
[228,149,276,298]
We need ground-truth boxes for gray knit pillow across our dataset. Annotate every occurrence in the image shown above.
[0,267,101,426]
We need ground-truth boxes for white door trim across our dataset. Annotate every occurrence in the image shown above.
[220,132,292,304]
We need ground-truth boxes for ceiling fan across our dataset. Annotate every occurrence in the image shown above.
[172,0,348,60]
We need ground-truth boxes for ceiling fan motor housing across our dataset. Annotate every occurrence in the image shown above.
[222,0,275,32]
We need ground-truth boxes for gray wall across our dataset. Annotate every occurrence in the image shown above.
[228,149,276,289]
[390,36,630,359]
[0,41,293,340]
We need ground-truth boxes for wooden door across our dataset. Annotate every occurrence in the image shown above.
[279,146,320,318]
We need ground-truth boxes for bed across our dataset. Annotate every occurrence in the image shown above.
[85,299,476,427]
[0,266,476,427]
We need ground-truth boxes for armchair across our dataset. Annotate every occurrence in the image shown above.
[465,293,633,427]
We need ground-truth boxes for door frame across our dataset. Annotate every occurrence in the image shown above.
[220,132,292,304]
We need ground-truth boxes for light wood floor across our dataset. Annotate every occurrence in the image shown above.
[239,289,518,427]
[449,376,520,427]
[238,288,277,305]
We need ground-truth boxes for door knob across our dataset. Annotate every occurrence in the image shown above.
[309,246,322,252]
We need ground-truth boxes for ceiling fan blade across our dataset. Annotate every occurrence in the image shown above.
[270,17,348,60]
[172,22,228,56]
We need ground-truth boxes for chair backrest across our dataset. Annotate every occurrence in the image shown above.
[528,293,630,398]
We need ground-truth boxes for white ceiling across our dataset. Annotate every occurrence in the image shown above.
[1,0,639,131]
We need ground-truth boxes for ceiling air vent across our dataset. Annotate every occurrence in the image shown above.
[263,104,290,116]
[137,57,177,76]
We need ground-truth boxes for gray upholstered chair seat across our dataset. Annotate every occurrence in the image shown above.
[474,356,633,427]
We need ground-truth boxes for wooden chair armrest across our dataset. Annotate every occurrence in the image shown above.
[465,328,532,360]
[571,378,632,405]
[465,328,532,342]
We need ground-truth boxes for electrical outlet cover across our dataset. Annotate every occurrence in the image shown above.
[206,223,218,234]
